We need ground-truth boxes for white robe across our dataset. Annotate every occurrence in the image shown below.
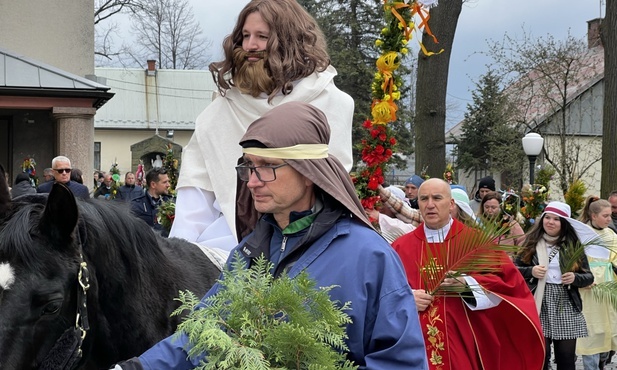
[169,66,354,250]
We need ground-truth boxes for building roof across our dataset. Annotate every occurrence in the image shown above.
[0,46,113,108]
[94,67,217,130]
[508,45,604,131]
[447,45,604,141]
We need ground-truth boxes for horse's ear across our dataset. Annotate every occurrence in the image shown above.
[0,164,10,219]
[40,183,79,242]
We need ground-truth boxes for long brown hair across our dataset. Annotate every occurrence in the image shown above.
[210,0,330,102]
[518,213,581,269]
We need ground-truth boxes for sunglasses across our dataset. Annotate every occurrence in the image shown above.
[54,168,72,174]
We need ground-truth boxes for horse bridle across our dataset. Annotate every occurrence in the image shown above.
[40,227,90,370]
[75,254,91,354]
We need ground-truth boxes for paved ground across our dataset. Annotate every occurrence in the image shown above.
[544,355,617,369]
[572,358,617,370]
[575,359,617,370]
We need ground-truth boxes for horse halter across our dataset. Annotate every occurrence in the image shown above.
[40,228,91,370]
[75,255,91,352]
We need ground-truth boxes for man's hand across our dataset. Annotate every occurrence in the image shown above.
[561,272,575,285]
[532,265,547,279]
[365,208,380,221]
[441,271,465,287]
[412,289,434,312]
[110,358,144,370]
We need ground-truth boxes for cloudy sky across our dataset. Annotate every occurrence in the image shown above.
[145,0,607,126]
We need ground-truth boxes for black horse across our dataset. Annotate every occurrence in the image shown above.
[0,176,221,369]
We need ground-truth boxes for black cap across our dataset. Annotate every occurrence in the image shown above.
[478,176,495,191]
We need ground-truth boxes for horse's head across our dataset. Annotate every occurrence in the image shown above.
[0,182,86,370]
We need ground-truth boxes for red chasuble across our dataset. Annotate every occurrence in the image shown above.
[392,219,545,370]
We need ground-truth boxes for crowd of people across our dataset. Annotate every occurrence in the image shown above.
[7,155,175,238]
[5,0,617,369]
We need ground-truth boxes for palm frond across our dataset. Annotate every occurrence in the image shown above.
[559,240,588,274]
[592,281,617,311]
[420,222,516,296]
[560,235,609,274]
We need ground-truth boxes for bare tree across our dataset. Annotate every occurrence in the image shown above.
[94,0,148,64]
[601,8,617,197]
[128,0,211,69]
[95,0,142,25]
[488,32,604,196]
[94,0,211,69]
[414,0,463,178]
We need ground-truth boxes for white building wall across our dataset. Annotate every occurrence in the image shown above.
[93,67,217,177]
[0,0,93,77]
[543,135,602,201]
[94,129,193,174]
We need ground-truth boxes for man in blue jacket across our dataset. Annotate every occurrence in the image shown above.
[130,168,171,235]
[36,156,89,200]
[117,172,144,201]
[114,102,427,369]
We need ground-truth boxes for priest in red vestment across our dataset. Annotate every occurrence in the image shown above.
[392,178,545,370]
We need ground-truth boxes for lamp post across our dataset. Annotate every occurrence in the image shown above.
[522,132,544,185]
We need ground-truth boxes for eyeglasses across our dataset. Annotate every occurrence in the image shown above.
[54,168,72,174]
[235,163,288,182]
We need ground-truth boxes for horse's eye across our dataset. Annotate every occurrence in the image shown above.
[41,301,62,316]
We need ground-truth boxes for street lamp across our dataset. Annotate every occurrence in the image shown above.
[522,132,544,185]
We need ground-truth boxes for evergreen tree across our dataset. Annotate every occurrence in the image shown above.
[452,70,524,187]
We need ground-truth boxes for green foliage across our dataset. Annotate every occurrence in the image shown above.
[156,198,176,234]
[564,179,587,219]
[451,70,524,185]
[173,255,358,370]
[558,240,589,274]
[420,222,518,296]
[534,165,556,190]
[163,143,179,193]
[592,281,617,311]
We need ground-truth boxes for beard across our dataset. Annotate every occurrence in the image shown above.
[232,48,275,97]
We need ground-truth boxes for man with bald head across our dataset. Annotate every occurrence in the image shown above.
[94,173,114,199]
[392,178,544,370]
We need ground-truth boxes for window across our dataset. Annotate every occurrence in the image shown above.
[94,142,101,171]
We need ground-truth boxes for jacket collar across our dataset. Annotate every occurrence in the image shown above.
[239,194,347,276]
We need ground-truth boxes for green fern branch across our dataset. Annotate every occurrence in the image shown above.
[173,254,358,370]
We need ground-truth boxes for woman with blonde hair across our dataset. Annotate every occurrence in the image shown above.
[576,196,617,370]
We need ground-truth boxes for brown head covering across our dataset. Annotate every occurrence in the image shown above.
[238,101,372,229]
